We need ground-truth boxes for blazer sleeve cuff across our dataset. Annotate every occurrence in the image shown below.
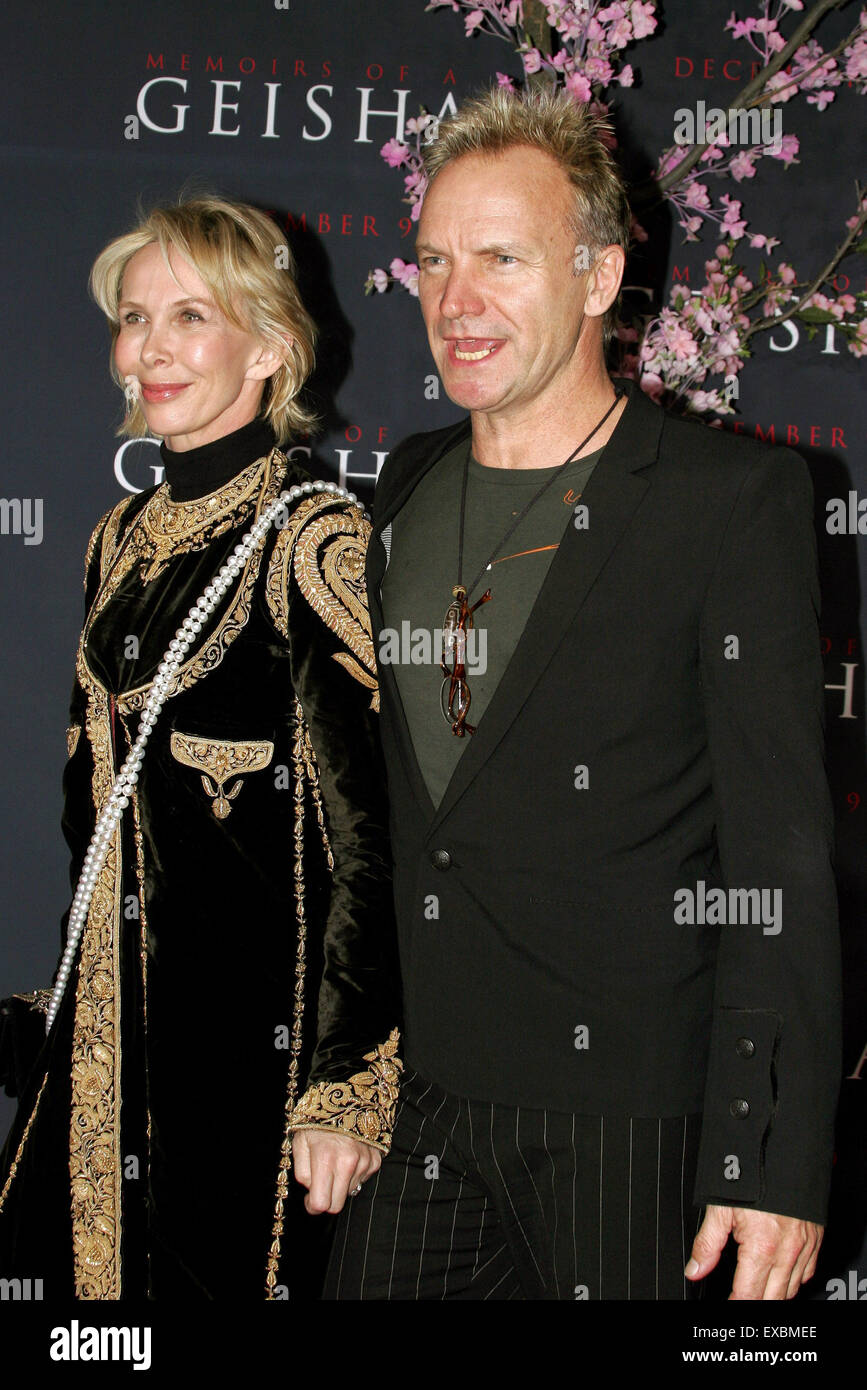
[693,1006,781,1207]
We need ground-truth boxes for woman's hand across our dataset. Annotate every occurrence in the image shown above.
[291,1130,382,1214]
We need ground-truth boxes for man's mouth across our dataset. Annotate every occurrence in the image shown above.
[448,339,502,362]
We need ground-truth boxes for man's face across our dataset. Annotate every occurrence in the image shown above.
[416,145,591,423]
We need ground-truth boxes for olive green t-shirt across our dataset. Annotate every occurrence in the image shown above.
[380,440,603,806]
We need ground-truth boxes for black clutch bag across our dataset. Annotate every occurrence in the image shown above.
[0,991,51,1098]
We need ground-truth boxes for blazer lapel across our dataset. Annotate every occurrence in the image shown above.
[366,418,471,820]
[428,380,664,834]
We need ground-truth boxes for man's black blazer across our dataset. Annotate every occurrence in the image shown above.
[365,377,841,1223]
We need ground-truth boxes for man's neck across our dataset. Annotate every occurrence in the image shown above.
[470,364,625,471]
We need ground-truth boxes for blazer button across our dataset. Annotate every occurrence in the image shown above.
[729,1098,750,1118]
[735,1037,755,1058]
[430,849,452,871]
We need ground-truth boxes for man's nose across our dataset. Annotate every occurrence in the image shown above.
[438,266,485,321]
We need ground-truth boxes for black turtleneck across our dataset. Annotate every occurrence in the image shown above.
[159,417,277,503]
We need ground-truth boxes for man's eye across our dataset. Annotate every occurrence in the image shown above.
[495,254,517,265]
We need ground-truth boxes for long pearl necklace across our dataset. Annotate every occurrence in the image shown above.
[45,478,361,1035]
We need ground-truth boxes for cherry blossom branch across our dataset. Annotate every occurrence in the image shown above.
[642,0,851,202]
[745,184,867,336]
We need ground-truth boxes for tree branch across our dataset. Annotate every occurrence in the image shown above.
[745,183,867,338]
[633,0,853,206]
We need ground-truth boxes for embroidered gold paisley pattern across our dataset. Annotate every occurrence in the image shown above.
[265,498,379,711]
[287,1028,403,1154]
[66,725,81,758]
[170,732,275,819]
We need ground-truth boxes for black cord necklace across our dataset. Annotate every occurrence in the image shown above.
[446,387,624,622]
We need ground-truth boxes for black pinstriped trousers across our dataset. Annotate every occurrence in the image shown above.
[324,1067,705,1301]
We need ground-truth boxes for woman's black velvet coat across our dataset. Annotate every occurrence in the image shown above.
[0,422,400,1299]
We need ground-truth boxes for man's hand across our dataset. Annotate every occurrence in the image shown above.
[685,1204,823,1299]
[291,1130,382,1214]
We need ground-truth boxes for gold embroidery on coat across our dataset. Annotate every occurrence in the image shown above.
[66,725,81,758]
[295,512,379,710]
[265,697,317,1298]
[170,732,275,819]
[69,689,124,1300]
[138,454,275,582]
[77,457,285,716]
[0,1071,50,1214]
[129,786,153,1206]
[265,499,379,711]
[287,1029,403,1154]
[301,726,334,871]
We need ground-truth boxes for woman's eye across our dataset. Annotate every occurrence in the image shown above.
[122,312,144,324]
[181,310,203,322]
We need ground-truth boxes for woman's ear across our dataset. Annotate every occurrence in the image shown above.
[246,339,289,383]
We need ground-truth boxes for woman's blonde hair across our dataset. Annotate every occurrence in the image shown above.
[89,195,317,442]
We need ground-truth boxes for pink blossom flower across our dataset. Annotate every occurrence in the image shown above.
[587,56,615,85]
[684,181,711,209]
[766,133,799,166]
[606,16,634,49]
[464,9,486,36]
[844,39,867,84]
[380,138,409,169]
[800,291,833,312]
[565,71,592,102]
[639,371,666,401]
[666,323,699,361]
[496,71,516,89]
[726,15,759,41]
[729,151,758,182]
[630,2,658,41]
[835,293,857,315]
[370,268,389,294]
[389,258,419,295]
[778,263,797,284]
[522,47,543,75]
[618,64,634,87]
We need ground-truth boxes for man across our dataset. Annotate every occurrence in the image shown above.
[312,88,841,1300]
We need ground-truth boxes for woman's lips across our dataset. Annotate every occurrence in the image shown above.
[140,382,191,402]
[446,339,504,363]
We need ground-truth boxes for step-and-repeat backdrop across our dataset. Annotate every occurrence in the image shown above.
[1,0,864,1299]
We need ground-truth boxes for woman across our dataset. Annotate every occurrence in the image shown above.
[0,197,401,1300]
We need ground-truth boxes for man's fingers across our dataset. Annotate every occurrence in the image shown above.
[728,1244,774,1301]
[686,1205,733,1281]
[291,1132,312,1189]
[785,1230,822,1300]
[305,1159,336,1215]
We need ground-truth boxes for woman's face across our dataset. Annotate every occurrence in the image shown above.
[114,242,277,452]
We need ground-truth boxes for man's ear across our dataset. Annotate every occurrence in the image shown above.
[583,245,626,321]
